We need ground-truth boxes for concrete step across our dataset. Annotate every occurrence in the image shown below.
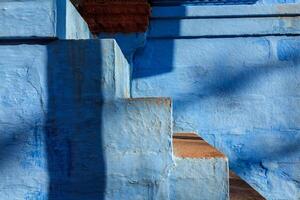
[0,38,164,199]
[95,97,173,200]
[48,39,131,100]
[0,39,130,102]
[170,133,229,200]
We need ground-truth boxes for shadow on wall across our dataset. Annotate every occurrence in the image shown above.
[46,41,106,200]
[132,23,179,79]
[132,3,300,197]
[0,40,106,199]
[186,40,300,197]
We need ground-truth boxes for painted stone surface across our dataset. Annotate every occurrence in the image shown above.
[132,4,300,198]
[0,0,91,39]
[170,158,229,200]
[150,0,259,5]
[0,39,173,199]
[170,134,229,200]
[133,35,300,199]
[0,1,236,199]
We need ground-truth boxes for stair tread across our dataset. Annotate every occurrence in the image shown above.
[173,133,225,158]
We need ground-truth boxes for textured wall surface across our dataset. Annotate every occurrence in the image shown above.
[0,0,91,39]
[170,157,229,200]
[133,3,300,199]
[150,0,259,5]
[0,38,174,199]
[103,98,173,200]
[0,1,229,199]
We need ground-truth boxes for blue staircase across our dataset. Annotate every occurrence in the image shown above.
[0,1,229,199]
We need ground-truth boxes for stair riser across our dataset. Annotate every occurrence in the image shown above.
[170,158,229,200]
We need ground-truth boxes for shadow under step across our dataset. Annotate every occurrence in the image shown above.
[170,133,229,200]
[230,171,265,200]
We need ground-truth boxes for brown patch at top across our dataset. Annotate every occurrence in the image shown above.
[76,0,151,34]
[173,133,225,158]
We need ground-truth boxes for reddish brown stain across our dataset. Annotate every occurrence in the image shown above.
[77,0,151,34]
[230,171,266,200]
[173,133,226,158]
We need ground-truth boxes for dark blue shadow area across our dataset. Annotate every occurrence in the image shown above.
[195,63,291,98]
[133,39,176,78]
[0,128,26,171]
[46,41,106,200]
[133,8,182,79]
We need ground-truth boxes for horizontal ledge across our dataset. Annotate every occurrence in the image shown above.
[148,16,300,38]
[151,4,300,18]
[0,37,57,43]
[148,33,300,39]
[125,97,172,102]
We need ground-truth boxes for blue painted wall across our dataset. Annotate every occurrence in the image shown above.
[0,38,175,199]
[0,1,230,199]
[2,0,300,199]
[132,3,300,199]
[0,0,91,39]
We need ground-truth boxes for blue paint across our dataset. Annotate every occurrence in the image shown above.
[0,0,91,39]
[0,0,237,199]
[170,157,229,200]
[0,1,177,197]
[150,0,259,5]
[133,3,300,199]
[148,16,300,38]
[0,38,174,199]
[98,33,147,64]
[278,39,300,61]
[150,4,300,18]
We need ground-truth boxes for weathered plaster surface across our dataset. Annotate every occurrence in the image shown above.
[103,98,173,200]
[47,39,131,101]
[0,0,90,39]
[170,157,229,200]
[0,39,174,199]
[0,1,230,199]
[133,6,300,197]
